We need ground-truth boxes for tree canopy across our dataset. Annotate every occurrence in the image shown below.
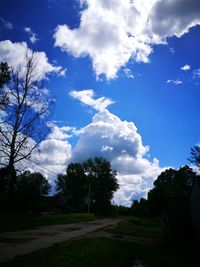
[56,157,119,214]
[56,163,87,211]
[148,166,197,216]
[15,171,50,213]
[0,169,50,213]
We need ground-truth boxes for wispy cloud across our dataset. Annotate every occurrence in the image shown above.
[69,89,114,111]
[169,47,175,54]
[181,64,191,71]
[123,68,134,79]
[166,79,183,85]
[193,69,200,79]
[24,27,38,44]
[0,17,13,29]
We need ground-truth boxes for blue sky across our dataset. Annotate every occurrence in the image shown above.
[0,0,200,205]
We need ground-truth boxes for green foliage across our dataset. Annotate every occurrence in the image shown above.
[0,169,50,213]
[148,166,197,216]
[0,213,95,231]
[83,157,119,214]
[15,171,50,213]
[56,163,87,211]
[113,205,131,216]
[111,217,162,239]
[56,157,119,214]
[131,198,151,217]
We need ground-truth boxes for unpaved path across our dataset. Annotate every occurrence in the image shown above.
[0,218,120,263]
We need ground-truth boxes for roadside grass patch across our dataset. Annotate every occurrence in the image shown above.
[0,213,95,231]
[1,237,199,267]
[110,217,162,239]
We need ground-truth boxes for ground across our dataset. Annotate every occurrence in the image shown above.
[0,218,120,262]
[0,215,199,266]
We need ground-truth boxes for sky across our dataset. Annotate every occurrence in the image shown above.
[0,0,200,206]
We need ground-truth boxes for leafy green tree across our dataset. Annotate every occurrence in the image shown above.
[148,166,197,216]
[131,198,150,217]
[56,163,87,211]
[83,157,119,214]
[15,171,50,213]
[56,158,119,214]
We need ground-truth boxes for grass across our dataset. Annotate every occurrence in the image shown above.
[0,213,95,231]
[110,216,162,239]
[1,237,199,267]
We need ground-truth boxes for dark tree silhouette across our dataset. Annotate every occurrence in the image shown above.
[15,171,50,213]
[0,62,10,88]
[56,163,87,211]
[0,166,16,212]
[83,157,119,214]
[0,62,11,108]
[56,157,119,214]
[148,166,197,216]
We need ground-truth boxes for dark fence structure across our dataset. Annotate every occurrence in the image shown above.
[163,179,200,242]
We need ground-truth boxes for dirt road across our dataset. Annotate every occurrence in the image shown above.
[0,218,120,263]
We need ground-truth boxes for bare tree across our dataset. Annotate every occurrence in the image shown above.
[189,145,200,170]
[0,53,52,192]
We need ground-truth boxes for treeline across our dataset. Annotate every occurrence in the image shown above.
[114,165,199,217]
[0,157,119,215]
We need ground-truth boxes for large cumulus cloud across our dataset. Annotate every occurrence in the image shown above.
[0,40,66,80]
[31,109,164,205]
[54,0,200,79]
[71,109,164,206]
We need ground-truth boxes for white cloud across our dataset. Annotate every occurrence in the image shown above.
[0,40,65,80]
[71,109,165,206]
[54,0,200,79]
[24,27,39,44]
[166,79,183,85]
[32,139,72,176]
[181,64,191,71]
[101,145,113,152]
[29,123,75,176]
[47,123,76,140]
[69,89,114,111]
[123,68,134,79]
